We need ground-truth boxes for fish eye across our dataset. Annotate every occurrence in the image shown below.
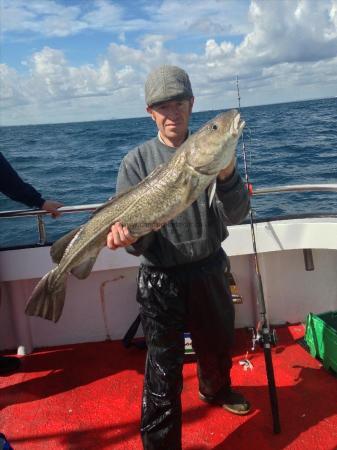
[211,124,218,130]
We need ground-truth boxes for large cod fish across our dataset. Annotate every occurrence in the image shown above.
[25,110,245,322]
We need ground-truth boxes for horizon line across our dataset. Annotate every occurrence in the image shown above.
[1,96,335,129]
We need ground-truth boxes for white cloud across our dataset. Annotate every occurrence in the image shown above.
[144,0,251,37]
[81,0,122,28]
[82,0,149,32]
[0,64,27,106]
[238,0,337,65]
[2,0,85,37]
[205,40,234,59]
[329,0,337,32]
[1,0,149,37]
[1,0,337,125]
[2,0,249,39]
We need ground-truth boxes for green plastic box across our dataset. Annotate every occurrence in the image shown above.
[305,311,337,373]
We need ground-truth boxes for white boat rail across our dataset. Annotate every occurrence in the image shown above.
[1,183,337,246]
[253,183,337,195]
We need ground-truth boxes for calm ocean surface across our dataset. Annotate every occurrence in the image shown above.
[1,97,337,248]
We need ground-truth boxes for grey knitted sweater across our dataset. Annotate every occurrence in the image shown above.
[116,136,249,267]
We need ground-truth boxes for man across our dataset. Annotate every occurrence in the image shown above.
[107,65,251,449]
[0,151,62,374]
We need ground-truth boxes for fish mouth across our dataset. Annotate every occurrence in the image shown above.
[230,112,245,136]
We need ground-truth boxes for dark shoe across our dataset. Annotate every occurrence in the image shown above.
[199,388,251,415]
[0,356,21,375]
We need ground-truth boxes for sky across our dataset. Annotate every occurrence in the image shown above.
[1,0,337,126]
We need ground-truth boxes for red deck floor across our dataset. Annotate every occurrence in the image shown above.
[1,324,337,450]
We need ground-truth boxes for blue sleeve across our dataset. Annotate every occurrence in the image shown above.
[0,152,45,208]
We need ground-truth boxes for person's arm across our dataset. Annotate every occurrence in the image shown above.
[0,152,45,208]
[0,152,63,216]
[216,164,250,225]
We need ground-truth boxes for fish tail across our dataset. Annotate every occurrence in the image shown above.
[25,268,67,323]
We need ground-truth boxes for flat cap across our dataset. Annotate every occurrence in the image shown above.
[145,65,193,106]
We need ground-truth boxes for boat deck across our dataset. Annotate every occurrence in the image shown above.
[1,324,336,449]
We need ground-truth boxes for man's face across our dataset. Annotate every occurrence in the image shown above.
[147,98,194,147]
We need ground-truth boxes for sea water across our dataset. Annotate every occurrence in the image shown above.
[1,97,336,248]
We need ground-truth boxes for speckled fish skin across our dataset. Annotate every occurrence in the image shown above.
[25,109,245,322]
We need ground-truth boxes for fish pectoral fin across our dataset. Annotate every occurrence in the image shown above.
[208,180,217,207]
[51,226,82,264]
[71,256,97,279]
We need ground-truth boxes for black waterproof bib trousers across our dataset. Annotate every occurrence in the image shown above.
[137,249,235,450]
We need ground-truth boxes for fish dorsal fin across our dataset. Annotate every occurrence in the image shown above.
[50,226,82,264]
[208,180,217,207]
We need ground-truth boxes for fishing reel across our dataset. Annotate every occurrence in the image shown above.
[249,322,278,351]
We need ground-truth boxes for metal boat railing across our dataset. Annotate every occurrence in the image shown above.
[1,183,337,246]
[252,184,337,195]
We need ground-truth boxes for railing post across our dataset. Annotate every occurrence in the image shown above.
[37,214,47,245]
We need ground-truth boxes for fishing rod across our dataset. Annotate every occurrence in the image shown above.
[236,75,281,434]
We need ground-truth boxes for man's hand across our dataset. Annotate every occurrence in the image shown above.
[107,222,138,250]
[218,157,236,181]
[42,200,63,218]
